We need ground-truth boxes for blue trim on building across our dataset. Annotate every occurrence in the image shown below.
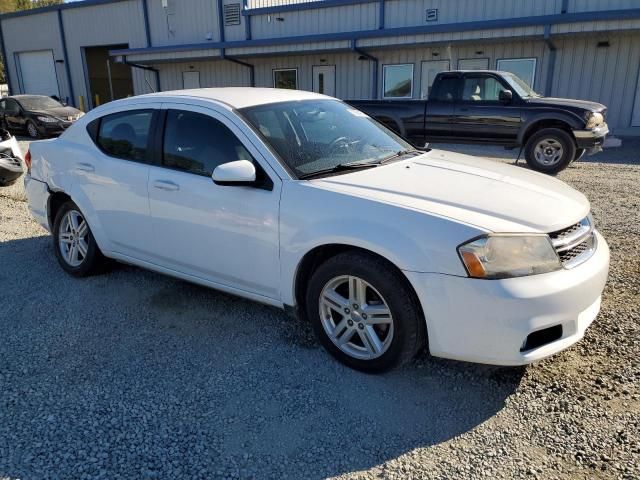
[57,10,76,107]
[110,8,640,58]
[217,0,226,42]
[242,0,252,40]
[0,20,13,95]
[0,0,129,19]
[142,0,152,47]
[242,0,379,16]
[378,0,385,30]
[561,0,569,14]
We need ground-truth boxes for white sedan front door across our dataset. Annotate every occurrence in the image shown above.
[147,104,282,300]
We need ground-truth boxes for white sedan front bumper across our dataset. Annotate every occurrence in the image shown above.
[405,231,610,366]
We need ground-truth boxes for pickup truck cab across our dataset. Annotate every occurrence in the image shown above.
[348,70,608,174]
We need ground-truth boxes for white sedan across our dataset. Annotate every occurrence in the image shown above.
[24,88,609,371]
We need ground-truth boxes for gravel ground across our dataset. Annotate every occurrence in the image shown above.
[0,138,638,480]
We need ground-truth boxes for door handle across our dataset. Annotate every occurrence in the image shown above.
[75,162,95,172]
[152,180,180,191]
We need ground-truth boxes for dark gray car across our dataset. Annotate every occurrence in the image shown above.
[0,95,84,139]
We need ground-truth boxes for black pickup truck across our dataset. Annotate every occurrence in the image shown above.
[347,70,608,174]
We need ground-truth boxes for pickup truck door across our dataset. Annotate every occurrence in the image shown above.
[424,74,460,141]
[146,104,282,301]
[450,73,521,143]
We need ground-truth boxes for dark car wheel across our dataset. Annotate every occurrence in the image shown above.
[52,201,105,276]
[26,120,41,139]
[524,128,576,174]
[306,251,425,372]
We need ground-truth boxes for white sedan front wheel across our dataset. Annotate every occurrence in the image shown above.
[306,251,425,372]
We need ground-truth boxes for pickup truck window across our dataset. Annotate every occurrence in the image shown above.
[461,76,504,102]
[241,99,413,178]
[502,72,541,99]
[431,76,459,101]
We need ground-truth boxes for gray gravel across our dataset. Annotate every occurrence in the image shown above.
[0,138,638,480]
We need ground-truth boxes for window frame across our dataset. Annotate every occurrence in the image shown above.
[382,63,414,100]
[496,57,538,90]
[92,108,157,164]
[458,73,513,105]
[155,107,274,190]
[272,68,298,90]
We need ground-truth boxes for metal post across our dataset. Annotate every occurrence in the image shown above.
[106,59,114,101]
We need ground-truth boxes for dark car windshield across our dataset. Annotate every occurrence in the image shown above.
[17,96,64,111]
[240,100,414,178]
[502,73,541,99]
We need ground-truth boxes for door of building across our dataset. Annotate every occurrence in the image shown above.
[312,65,336,97]
[458,58,489,70]
[420,60,450,99]
[18,50,59,97]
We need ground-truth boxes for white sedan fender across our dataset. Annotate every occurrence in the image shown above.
[279,180,484,307]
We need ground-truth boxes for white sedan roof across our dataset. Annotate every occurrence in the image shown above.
[144,87,332,109]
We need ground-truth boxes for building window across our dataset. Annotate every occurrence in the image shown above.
[273,69,298,90]
[497,58,537,89]
[383,64,414,99]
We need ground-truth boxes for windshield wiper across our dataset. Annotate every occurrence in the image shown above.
[298,161,380,180]
[379,149,423,164]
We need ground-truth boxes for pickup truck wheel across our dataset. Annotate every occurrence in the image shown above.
[306,251,425,372]
[524,128,576,174]
[53,201,105,277]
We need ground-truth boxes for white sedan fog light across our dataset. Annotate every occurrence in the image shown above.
[458,234,561,279]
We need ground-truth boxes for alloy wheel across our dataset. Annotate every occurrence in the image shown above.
[58,210,89,267]
[319,275,394,360]
[534,138,564,166]
[27,122,39,138]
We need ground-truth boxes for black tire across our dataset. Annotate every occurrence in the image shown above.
[305,251,425,372]
[524,128,576,174]
[573,148,586,163]
[26,120,41,139]
[52,200,105,277]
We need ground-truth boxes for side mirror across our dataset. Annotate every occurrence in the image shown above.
[499,90,513,103]
[212,160,256,186]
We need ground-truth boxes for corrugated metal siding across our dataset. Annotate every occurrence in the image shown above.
[223,0,248,42]
[384,0,561,28]
[568,0,640,13]
[1,12,69,101]
[61,0,148,105]
[553,18,640,34]
[370,40,549,98]
[158,59,252,90]
[552,33,640,130]
[147,0,220,46]
[250,3,378,39]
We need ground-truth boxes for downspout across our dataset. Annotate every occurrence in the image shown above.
[218,0,255,86]
[122,56,161,93]
[378,0,385,29]
[0,19,14,95]
[351,39,378,99]
[222,52,255,87]
[544,24,557,97]
[57,9,76,106]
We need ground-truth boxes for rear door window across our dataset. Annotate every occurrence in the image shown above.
[96,110,153,161]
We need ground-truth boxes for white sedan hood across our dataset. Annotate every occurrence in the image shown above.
[312,150,590,233]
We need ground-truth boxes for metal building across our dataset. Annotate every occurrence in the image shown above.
[1,0,640,134]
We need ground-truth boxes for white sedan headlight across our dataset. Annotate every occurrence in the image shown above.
[585,112,603,129]
[36,116,58,123]
[458,234,561,279]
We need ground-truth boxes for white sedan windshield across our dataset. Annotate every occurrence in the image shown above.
[240,100,413,178]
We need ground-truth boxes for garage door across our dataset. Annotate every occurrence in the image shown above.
[18,50,59,97]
